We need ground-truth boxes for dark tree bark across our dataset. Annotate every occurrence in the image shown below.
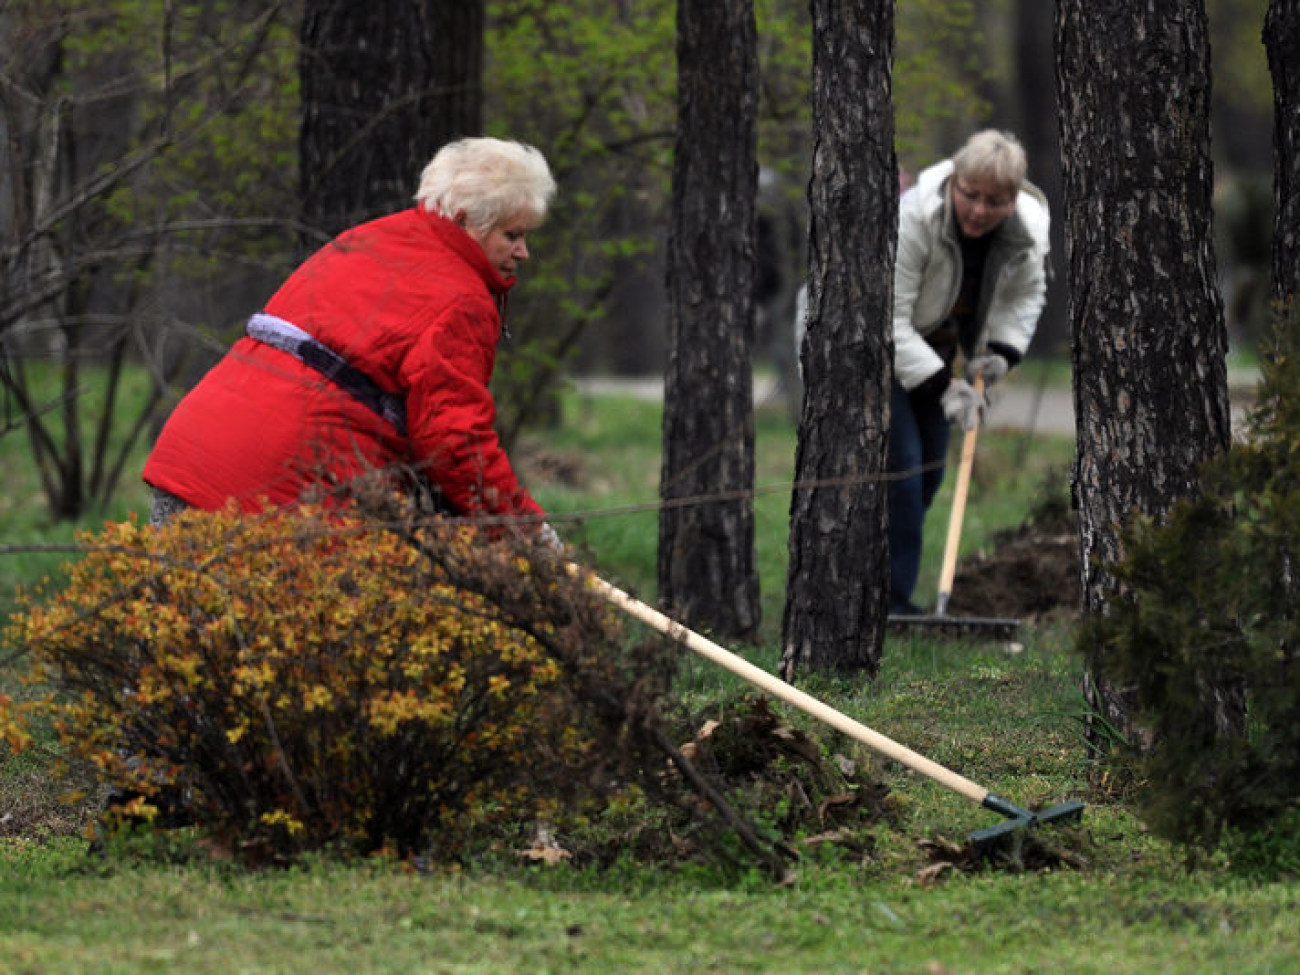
[1056,0,1232,745]
[780,1,895,680]
[299,0,483,241]
[1015,0,1067,356]
[1265,0,1300,304]
[658,0,761,641]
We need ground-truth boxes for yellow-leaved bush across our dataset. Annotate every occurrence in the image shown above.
[3,502,667,865]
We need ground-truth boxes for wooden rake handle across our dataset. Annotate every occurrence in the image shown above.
[578,567,991,806]
[934,374,984,616]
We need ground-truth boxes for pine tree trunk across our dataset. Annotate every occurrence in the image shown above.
[1015,0,1067,355]
[780,0,895,680]
[299,0,483,240]
[1057,0,1232,746]
[1266,0,1300,304]
[658,0,761,642]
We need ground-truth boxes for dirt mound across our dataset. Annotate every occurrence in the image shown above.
[569,696,897,871]
[945,486,1081,621]
[515,445,592,490]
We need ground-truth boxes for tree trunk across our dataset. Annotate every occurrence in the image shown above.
[1015,0,1067,356]
[780,0,895,680]
[1056,0,1232,747]
[1265,0,1300,304]
[299,0,483,241]
[658,0,761,642]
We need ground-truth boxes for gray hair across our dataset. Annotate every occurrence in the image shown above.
[952,130,1028,193]
[415,137,557,234]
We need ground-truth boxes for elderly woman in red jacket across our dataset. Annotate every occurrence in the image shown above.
[144,137,558,537]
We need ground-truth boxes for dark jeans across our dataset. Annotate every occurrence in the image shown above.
[149,487,192,527]
[888,381,950,609]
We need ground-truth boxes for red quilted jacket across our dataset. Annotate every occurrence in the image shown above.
[143,208,543,521]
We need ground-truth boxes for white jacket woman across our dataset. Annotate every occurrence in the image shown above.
[893,158,1051,393]
[886,130,1050,616]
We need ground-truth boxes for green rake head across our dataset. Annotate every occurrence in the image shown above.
[969,794,1086,855]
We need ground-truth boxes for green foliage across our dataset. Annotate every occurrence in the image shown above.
[1208,0,1272,116]
[484,1,676,440]
[60,0,300,229]
[2,503,671,865]
[8,0,300,274]
[894,0,993,166]
[754,0,996,177]
[1079,307,1300,853]
[483,0,999,433]
[1221,806,1300,881]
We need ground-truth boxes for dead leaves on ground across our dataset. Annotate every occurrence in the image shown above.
[916,826,1088,885]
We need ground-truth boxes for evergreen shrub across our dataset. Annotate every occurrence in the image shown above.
[1079,311,1300,856]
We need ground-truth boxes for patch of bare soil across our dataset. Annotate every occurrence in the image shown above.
[514,445,592,490]
[1,768,100,839]
[945,483,1081,622]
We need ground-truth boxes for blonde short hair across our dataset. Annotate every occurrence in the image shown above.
[415,137,557,234]
[952,130,1028,195]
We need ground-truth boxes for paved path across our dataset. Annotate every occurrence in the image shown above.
[985,381,1075,436]
[983,374,1255,437]
[572,372,1256,439]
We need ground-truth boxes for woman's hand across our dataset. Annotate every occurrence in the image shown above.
[941,379,986,431]
[965,353,1009,387]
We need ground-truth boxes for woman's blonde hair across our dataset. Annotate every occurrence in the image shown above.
[952,129,1028,193]
[415,137,557,233]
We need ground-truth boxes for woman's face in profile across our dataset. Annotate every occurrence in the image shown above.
[466,213,537,278]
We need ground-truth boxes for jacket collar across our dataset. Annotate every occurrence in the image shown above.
[422,209,515,295]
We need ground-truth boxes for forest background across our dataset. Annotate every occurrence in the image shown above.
[0,0,1276,526]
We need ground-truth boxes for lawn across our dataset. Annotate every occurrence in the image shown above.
[2,380,1296,974]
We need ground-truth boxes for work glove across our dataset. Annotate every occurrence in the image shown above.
[941,378,985,432]
[966,353,1010,388]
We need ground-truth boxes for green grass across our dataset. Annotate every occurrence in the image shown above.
[4,379,1298,974]
[1,844,1295,974]
[529,394,808,634]
[531,390,1075,640]
[0,359,155,619]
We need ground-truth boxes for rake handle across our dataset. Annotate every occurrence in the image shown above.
[934,374,984,616]
[581,568,990,806]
